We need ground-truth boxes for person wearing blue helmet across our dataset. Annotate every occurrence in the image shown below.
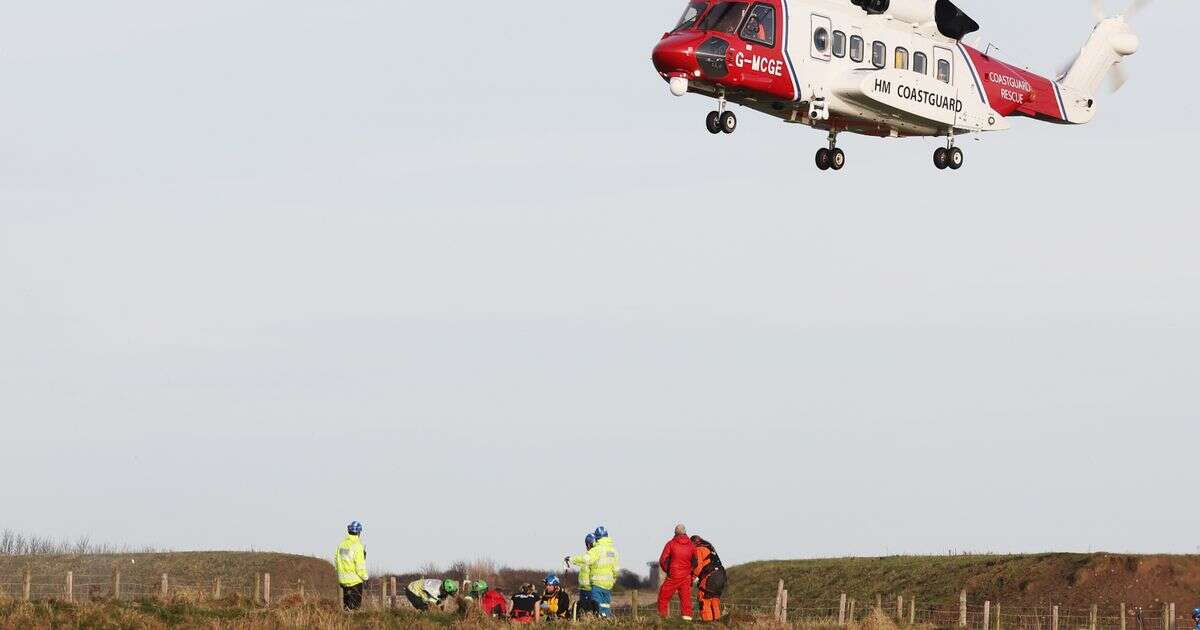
[334,521,369,611]
[565,534,597,616]
[540,574,572,619]
[579,526,619,617]
[1192,608,1199,630]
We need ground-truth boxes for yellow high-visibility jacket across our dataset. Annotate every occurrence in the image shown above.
[584,537,620,590]
[569,552,593,591]
[335,534,368,587]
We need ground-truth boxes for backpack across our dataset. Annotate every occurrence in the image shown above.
[700,567,727,596]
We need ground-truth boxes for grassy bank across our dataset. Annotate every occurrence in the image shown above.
[0,596,905,629]
[727,554,1200,609]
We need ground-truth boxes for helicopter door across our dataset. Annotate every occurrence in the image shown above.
[810,14,832,61]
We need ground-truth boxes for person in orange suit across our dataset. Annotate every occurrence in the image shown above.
[692,534,727,622]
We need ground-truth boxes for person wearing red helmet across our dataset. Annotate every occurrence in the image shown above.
[657,523,697,620]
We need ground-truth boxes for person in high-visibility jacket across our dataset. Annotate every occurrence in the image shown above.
[584,526,620,617]
[566,533,597,615]
[406,578,458,611]
[334,521,369,611]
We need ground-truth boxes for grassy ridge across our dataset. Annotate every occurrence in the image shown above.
[0,552,337,598]
[727,554,1200,609]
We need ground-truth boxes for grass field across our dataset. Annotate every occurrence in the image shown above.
[0,596,914,629]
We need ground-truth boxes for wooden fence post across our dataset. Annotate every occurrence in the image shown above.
[877,594,883,611]
[389,577,397,609]
[112,568,121,600]
[632,589,640,620]
[850,599,857,623]
[263,573,271,607]
[984,601,991,630]
[254,574,261,604]
[783,590,789,623]
[23,568,31,602]
[214,577,222,600]
[840,594,848,625]
[910,598,917,625]
[898,596,905,621]
[1053,606,1060,630]
[961,591,968,628]
[1091,605,1099,630]
[66,571,74,603]
[1121,603,1127,630]
[997,604,1003,630]
[1170,604,1175,630]
[160,574,168,600]
[774,580,785,621]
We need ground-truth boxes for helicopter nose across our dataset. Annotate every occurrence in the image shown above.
[652,35,702,84]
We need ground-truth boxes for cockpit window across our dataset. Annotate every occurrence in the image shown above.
[699,2,749,33]
[739,4,776,46]
[674,2,709,32]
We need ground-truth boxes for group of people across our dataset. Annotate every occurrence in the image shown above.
[657,524,727,622]
[334,521,727,622]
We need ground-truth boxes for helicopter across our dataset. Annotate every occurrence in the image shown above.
[651,0,1146,171]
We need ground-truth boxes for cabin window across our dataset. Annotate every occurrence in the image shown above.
[832,31,846,57]
[674,1,709,32]
[813,27,829,53]
[937,58,951,83]
[849,35,864,62]
[739,4,776,46]
[700,2,749,34]
[895,47,909,70]
[871,41,886,68]
[913,52,928,75]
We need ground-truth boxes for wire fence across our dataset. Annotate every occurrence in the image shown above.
[0,573,1195,630]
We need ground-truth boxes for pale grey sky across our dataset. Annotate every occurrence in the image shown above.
[2,1,1197,574]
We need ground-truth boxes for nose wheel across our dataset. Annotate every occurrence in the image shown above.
[705,91,737,135]
[815,132,845,171]
[707,111,737,134]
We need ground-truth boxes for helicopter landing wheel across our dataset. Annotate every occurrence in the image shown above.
[815,148,832,171]
[948,147,964,170]
[705,111,721,135]
[934,147,949,170]
[719,111,737,134]
[830,148,846,171]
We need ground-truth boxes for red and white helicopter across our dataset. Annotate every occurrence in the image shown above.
[651,0,1146,171]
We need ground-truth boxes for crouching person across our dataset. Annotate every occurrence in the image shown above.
[510,583,540,623]
[406,578,458,611]
[540,575,571,620]
[470,580,509,618]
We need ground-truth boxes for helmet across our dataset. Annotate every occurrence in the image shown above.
[347,521,363,535]
[544,575,560,586]
[442,579,459,595]
[585,533,596,548]
[471,580,488,596]
[1192,609,1200,621]
[593,526,608,539]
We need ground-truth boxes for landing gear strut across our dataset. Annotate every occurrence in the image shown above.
[706,90,737,135]
[934,133,964,171]
[815,131,845,171]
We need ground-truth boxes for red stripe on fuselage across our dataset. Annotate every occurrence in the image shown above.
[962,46,1064,121]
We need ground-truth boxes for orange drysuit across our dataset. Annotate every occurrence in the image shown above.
[693,538,725,621]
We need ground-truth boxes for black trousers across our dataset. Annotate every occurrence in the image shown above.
[405,588,431,611]
[342,583,364,611]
